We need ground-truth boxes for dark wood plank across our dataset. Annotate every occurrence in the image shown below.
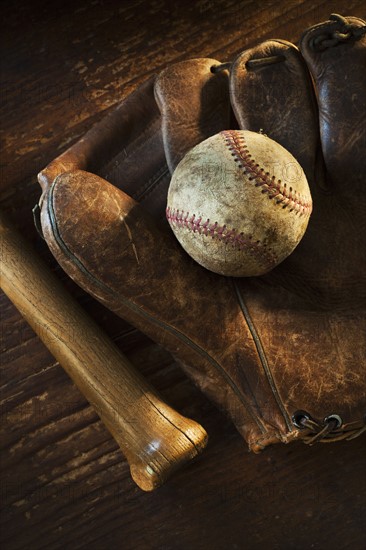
[1,1,366,549]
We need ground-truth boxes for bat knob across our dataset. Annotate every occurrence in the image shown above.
[123,406,208,491]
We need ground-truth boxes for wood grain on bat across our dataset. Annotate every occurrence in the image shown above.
[0,211,207,491]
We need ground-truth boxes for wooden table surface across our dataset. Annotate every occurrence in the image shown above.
[1,1,365,549]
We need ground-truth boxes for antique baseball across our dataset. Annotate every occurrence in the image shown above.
[166,130,312,277]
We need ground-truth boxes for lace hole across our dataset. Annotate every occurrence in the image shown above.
[292,410,311,429]
[324,414,342,429]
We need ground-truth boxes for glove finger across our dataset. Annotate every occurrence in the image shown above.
[154,58,231,173]
[229,39,318,185]
[299,14,366,194]
[38,77,171,221]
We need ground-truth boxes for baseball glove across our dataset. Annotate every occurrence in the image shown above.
[36,14,366,452]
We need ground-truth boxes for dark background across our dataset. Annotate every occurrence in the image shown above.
[1,1,365,549]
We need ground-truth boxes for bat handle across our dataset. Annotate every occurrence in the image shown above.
[0,211,208,491]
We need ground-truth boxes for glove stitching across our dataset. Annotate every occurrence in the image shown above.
[135,164,170,202]
[232,279,294,433]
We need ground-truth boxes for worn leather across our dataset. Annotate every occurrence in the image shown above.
[39,77,171,219]
[230,39,318,182]
[155,58,231,173]
[38,14,366,451]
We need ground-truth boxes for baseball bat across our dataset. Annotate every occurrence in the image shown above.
[0,210,207,491]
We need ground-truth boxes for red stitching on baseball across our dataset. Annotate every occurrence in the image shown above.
[166,206,278,270]
[221,130,312,216]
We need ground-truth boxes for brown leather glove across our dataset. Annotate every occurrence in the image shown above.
[37,14,366,451]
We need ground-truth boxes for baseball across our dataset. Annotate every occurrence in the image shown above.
[166,130,312,277]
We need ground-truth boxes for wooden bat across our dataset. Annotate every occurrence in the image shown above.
[0,210,207,491]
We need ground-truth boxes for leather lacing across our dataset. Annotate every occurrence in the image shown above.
[211,14,366,73]
[211,55,285,74]
[310,13,366,51]
[292,410,366,445]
